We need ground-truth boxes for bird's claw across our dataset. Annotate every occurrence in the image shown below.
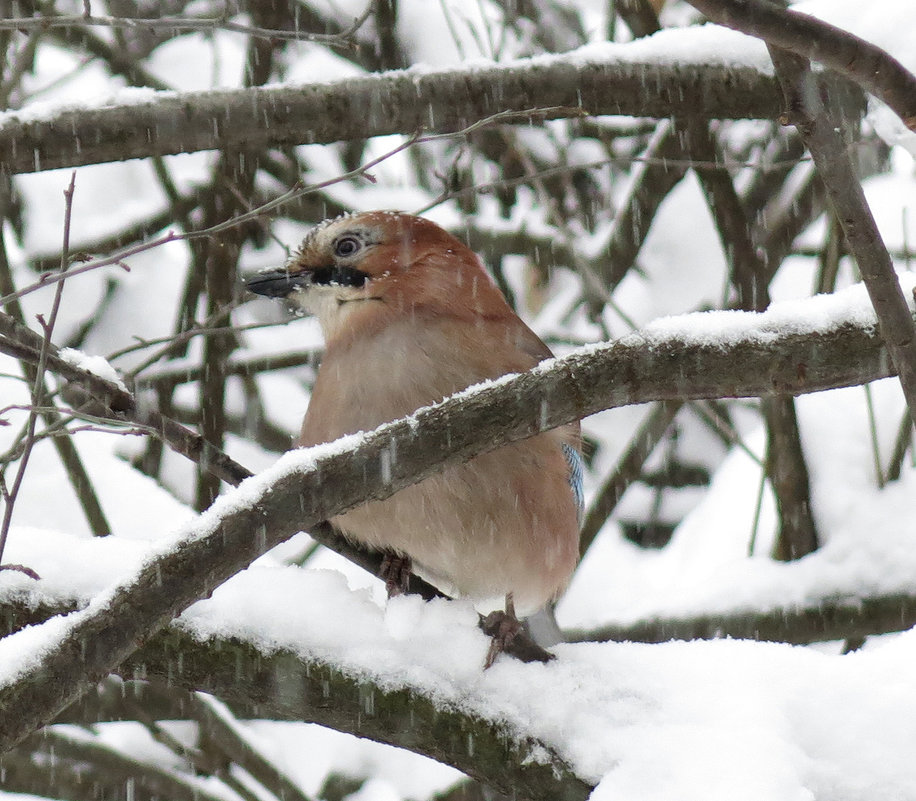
[380,551,412,598]
[481,608,524,668]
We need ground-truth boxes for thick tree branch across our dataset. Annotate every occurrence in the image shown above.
[3,582,916,799]
[685,0,916,131]
[763,396,818,560]
[10,727,230,801]
[567,591,916,646]
[682,0,916,429]
[0,598,590,801]
[770,49,916,428]
[0,290,905,751]
[0,53,784,175]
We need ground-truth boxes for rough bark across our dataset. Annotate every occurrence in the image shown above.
[0,56,785,175]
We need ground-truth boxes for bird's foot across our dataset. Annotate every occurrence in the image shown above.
[481,608,524,668]
[380,551,412,598]
[480,594,556,668]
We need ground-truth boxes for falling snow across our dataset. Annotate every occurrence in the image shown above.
[2,0,916,799]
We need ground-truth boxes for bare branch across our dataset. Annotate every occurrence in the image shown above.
[589,120,690,300]
[191,694,315,801]
[0,199,110,539]
[579,400,682,557]
[0,134,420,309]
[0,321,251,488]
[133,347,321,388]
[763,396,818,560]
[0,173,110,566]
[613,0,662,39]
[0,5,375,45]
[12,728,232,801]
[193,17,279,510]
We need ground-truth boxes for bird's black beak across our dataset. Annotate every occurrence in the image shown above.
[244,269,309,298]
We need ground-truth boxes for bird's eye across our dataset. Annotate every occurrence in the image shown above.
[334,236,361,258]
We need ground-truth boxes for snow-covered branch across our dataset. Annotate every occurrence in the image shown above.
[0,43,783,175]
[0,595,590,801]
[4,581,916,798]
[0,283,906,751]
[568,591,916,646]
[685,0,916,131]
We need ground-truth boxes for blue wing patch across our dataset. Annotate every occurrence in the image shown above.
[562,443,585,527]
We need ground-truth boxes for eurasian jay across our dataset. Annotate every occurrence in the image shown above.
[246,211,582,663]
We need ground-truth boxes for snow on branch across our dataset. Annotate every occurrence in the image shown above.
[0,41,784,175]
[4,580,916,797]
[568,592,916,646]
[0,597,590,801]
[685,0,916,132]
[0,282,907,750]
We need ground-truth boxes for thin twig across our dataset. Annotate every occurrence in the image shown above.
[0,5,375,46]
[579,401,682,558]
[0,172,92,564]
[0,134,418,309]
[132,347,321,389]
[27,197,198,275]
[1,139,422,309]
[885,409,913,483]
[862,384,885,489]
[0,405,152,465]
[414,149,812,216]
[0,108,605,311]
[0,201,110,537]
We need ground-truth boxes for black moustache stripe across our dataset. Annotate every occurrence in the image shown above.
[311,266,370,288]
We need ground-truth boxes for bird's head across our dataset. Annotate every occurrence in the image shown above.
[245,211,508,342]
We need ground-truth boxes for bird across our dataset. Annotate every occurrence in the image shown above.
[245,211,583,665]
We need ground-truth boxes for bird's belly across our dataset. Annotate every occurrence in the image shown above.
[331,439,579,613]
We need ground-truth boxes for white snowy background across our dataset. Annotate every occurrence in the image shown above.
[2,1,916,799]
